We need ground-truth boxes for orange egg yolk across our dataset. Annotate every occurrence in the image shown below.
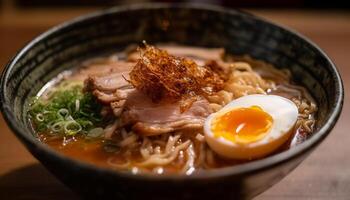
[211,106,273,144]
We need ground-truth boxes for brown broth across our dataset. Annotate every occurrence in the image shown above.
[38,133,248,174]
[40,135,111,168]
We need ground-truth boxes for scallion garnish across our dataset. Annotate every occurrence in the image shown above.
[28,84,103,137]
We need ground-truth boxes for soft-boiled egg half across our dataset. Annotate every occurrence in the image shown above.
[204,94,298,160]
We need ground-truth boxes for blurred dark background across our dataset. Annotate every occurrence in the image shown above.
[0,0,348,66]
[3,0,350,8]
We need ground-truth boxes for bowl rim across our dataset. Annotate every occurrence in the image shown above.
[0,3,344,181]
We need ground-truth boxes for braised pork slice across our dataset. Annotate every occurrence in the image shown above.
[83,61,135,104]
[84,65,213,136]
[84,61,134,92]
[87,82,212,136]
[84,45,222,136]
[120,90,212,136]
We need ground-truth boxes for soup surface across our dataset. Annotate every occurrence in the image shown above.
[29,44,317,175]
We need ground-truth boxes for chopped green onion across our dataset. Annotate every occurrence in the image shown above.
[36,113,44,122]
[64,120,82,136]
[75,99,80,112]
[51,121,64,133]
[28,84,103,137]
[58,108,69,119]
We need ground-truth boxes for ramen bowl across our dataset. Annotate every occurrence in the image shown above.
[0,3,343,200]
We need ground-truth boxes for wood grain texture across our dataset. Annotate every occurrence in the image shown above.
[0,8,349,200]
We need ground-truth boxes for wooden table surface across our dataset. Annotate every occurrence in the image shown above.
[0,7,349,200]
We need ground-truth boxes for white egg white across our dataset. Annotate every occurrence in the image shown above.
[204,94,298,160]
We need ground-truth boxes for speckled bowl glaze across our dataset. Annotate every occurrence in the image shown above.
[0,3,343,200]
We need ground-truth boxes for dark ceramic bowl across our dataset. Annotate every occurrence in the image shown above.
[0,3,343,200]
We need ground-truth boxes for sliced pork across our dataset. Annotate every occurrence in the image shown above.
[84,61,134,92]
[84,45,221,136]
[119,90,212,135]
[87,79,213,136]
[83,60,135,105]
[89,85,213,136]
